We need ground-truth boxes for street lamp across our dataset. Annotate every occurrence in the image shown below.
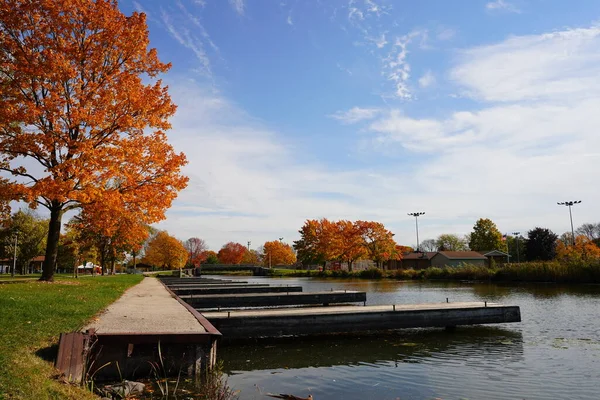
[557,200,581,246]
[512,232,520,264]
[278,237,283,242]
[247,241,251,250]
[408,212,425,252]
[11,230,19,278]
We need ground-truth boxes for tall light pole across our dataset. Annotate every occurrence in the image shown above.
[278,237,283,242]
[408,212,425,252]
[247,241,251,250]
[557,201,581,246]
[512,232,520,264]
[11,230,19,278]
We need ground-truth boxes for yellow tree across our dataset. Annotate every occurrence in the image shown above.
[262,240,296,267]
[0,0,187,281]
[142,231,187,270]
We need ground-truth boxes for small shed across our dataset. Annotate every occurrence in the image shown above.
[430,251,488,268]
[393,252,436,270]
[478,250,510,267]
[29,256,45,273]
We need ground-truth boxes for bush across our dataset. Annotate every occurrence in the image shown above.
[359,268,384,279]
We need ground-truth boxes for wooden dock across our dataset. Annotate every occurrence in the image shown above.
[172,285,303,296]
[203,302,521,340]
[183,290,366,309]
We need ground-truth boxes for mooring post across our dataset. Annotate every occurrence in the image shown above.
[485,301,487,307]
[228,311,230,318]
[446,298,449,303]
[393,304,396,311]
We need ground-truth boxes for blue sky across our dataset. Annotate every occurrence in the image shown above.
[121,0,600,250]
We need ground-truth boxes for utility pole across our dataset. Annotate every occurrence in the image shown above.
[11,230,18,278]
[557,201,582,246]
[408,212,425,252]
[512,232,520,263]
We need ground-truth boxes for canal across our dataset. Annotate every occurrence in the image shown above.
[214,276,600,400]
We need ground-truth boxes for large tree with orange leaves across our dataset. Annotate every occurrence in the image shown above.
[332,220,366,271]
[293,218,335,267]
[142,231,187,270]
[217,242,247,265]
[262,240,296,267]
[356,221,398,268]
[0,0,188,281]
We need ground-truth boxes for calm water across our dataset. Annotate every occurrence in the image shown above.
[211,276,600,400]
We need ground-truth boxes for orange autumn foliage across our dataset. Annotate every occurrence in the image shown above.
[218,242,247,265]
[142,231,187,270]
[556,235,600,262]
[262,240,296,267]
[0,0,188,280]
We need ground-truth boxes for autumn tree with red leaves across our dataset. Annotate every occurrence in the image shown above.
[217,242,247,264]
[0,0,187,281]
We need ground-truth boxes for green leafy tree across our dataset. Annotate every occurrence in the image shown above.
[436,234,468,251]
[505,234,525,263]
[468,218,506,252]
[1,210,48,274]
[525,227,558,261]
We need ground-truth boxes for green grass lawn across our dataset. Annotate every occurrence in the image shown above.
[0,274,143,400]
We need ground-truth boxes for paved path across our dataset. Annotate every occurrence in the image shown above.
[85,277,206,334]
[202,301,502,318]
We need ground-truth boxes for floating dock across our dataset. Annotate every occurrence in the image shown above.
[172,285,303,296]
[203,302,521,340]
[183,290,366,309]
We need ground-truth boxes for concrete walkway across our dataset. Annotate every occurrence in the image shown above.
[85,277,206,334]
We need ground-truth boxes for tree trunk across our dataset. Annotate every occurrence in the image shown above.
[348,260,353,272]
[40,203,63,282]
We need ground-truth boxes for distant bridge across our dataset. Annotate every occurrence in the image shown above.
[199,264,272,276]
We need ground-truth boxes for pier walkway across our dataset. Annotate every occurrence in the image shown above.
[81,277,220,380]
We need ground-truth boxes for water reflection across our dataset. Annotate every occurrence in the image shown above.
[221,326,524,372]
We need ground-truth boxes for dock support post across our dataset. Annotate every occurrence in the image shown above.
[446,298,449,303]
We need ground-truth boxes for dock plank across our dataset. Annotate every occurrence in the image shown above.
[203,302,521,339]
[185,290,366,309]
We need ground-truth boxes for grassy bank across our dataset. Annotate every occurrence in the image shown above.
[267,260,600,284]
[0,274,143,400]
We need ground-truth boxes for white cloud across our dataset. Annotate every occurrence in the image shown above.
[367,33,388,48]
[160,9,212,77]
[486,0,521,13]
[330,107,381,124]
[287,14,293,26]
[383,30,424,99]
[229,0,245,16]
[418,70,436,88]
[437,27,456,41]
[451,26,600,102]
[357,24,600,238]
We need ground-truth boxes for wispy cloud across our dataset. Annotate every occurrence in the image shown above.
[437,27,456,41]
[229,0,245,16]
[367,33,388,48]
[418,70,436,88]
[330,107,381,124]
[486,0,521,13]
[451,26,600,102]
[287,14,293,26]
[161,9,212,77]
[383,30,425,99]
[355,24,600,235]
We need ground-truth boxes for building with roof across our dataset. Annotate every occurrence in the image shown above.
[430,251,488,268]
[477,250,510,267]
